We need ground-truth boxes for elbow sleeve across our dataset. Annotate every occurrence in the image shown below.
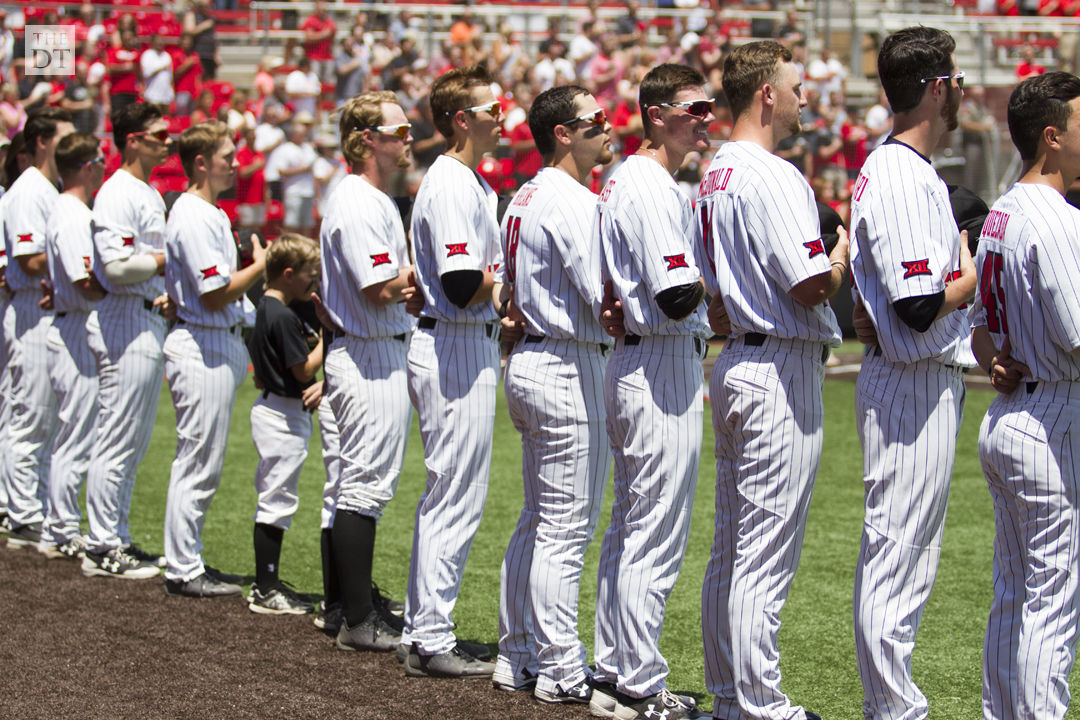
[893,292,945,333]
[441,270,483,309]
[655,282,705,321]
[103,254,160,285]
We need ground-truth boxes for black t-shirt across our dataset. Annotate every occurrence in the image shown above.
[248,295,316,398]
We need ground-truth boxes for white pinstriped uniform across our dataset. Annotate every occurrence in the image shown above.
[162,192,252,582]
[85,168,169,554]
[850,141,976,720]
[594,155,709,699]
[493,167,612,697]
[2,166,60,528]
[319,173,414,520]
[41,194,100,546]
[403,154,502,655]
[0,188,11,517]
[317,395,341,530]
[697,142,839,720]
[972,183,1080,720]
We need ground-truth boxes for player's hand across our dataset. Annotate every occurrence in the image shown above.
[302,380,324,411]
[152,252,166,275]
[153,293,178,320]
[38,279,54,311]
[707,293,731,336]
[250,232,268,267]
[600,279,626,338]
[499,296,526,344]
[852,296,878,347]
[989,336,1032,395]
[308,291,340,332]
[403,269,425,317]
[830,225,851,266]
[952,231,977,299]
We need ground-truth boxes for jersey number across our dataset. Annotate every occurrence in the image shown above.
[504,215,521,283]
[979,251,1008,333]
[698,204,717,276]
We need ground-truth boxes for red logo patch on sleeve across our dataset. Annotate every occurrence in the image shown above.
[804,238,825,259]
[445,243,468,257]
[664,254,689,271]
[901,259,932,279]
[121,236,135,247]
[370,253,391,266]
[201,266,220,280]
[16,233,33,243]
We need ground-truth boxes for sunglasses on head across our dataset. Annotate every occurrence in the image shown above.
[360,122,412,139]
[85,156,105,166]
[455,100,503,119]
[131,128,171,143]
[920,71,965,90]
[652,98,714,118]
[562,107,607,129]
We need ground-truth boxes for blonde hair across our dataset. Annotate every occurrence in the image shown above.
[339,90,399,167]
[177,120,229,178]
[265,232,320,282]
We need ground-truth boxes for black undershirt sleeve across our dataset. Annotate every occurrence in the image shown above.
[655,282,705,321]
[441,270,484,309]
[893,291,945,333]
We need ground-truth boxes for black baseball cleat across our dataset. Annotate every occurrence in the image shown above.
[335,610,401,652]
[203,564,244,585]
[492,667,536,692]
[403,643,495,678]
[534,677,592,704]
[164,572,243,598]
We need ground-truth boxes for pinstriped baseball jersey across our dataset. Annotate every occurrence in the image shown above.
[410,154,501,324]
[971,182,1080,381]
[3,167,59,293]
[0,188,8,271]
[697,140,840,344]
[165,193,250,327]
[46,195,98,314]
[850,142,975,366]
[320,173,415,338]
[597,155,710,338]
[91,168,167,300]
[497,167,608,345]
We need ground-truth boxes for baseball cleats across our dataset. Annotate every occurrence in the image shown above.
[164,572,242,597]
[396,639,492,663]
[535,677,592,704]
[492,667,537,692]
[38,535,88,560]
[7,522,43,549]
[610,688,704,720]
[203,564,245,585]
[82,547,161,580]
[249,584,315,615]
[403,643,495,679]
[372,582,404,617]
[590,682,698,719]
[124,542,166,569]
[313,601,343,634]
[335,609,402,652]
[0,514,10,534]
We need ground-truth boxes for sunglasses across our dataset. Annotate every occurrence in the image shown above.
[456,100,503,119]
[130,128,171,143]
[85,156,105,166]
[652,98,714,118]
[361,122,412,139]
[562,107,608,129]
[920,71,965,90]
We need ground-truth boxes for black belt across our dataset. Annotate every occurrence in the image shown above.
[418,316,499,339]
[1027,381,1039,393]
[330,328,407,342]
[143,298,155,313]
[56,311,66,318]
[745,332,829,364]
[177,318,241,334]
[871,344,962,372]
[624,333,705,356]
[523,334,609,354]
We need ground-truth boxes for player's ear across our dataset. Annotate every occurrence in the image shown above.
[761,83,775,108]
[1043,125,1061,150]
[553,124,572,146]
[646,104,663,130]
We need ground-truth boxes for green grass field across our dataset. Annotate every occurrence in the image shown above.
[121,375,1077,718]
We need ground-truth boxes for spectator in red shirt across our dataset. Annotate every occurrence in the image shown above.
[235,123,266,229]
[107,29,141,113]
[611,91,643,158]
[301,0,336,82]
[998,0,1020,15]
[1016,44,1046,80]
[172,33,204,116]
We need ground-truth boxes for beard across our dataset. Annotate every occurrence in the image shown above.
[397,146,413,169]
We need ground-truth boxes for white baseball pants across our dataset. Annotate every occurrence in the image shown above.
[251,391,312,530]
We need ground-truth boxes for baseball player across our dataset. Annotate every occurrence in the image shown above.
[38,133,107,560]
[82,103,173,578]
[849,27,977,720]
[592,63,711,720]
[402,65,503,678]
[973,71,1080,720]
[313,393,342,632]
[247,233,322,615]
[319,91,415,650]
[698,41,848,720]
[1,107,74,549]
[162,121,267,597]
[492,85,614,704]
